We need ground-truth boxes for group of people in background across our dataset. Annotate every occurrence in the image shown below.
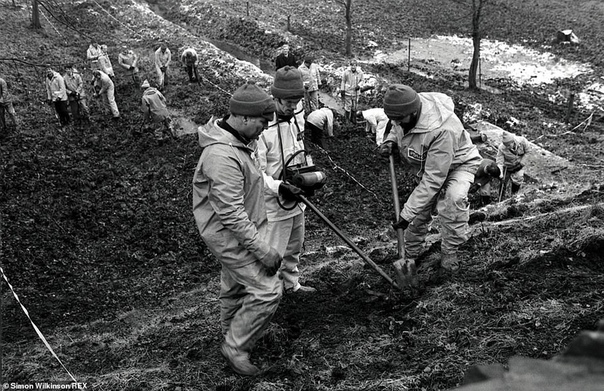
[9,40,204,141]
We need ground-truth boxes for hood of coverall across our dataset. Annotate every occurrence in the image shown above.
[197,117,255,152]
[409,92,458,134]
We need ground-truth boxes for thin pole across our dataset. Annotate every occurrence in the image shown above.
[300,196,401,290]
[407,38,411,72]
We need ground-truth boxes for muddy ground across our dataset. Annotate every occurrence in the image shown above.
[1,1,604,390]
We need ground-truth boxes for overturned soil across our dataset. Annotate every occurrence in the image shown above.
[1,1,604,390]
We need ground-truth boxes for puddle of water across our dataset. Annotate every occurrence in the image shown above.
[374,36,593,86]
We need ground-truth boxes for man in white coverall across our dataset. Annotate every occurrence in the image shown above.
[192,81,281,376]
[257,66,316,294]
[154,44,171,90]
[92,70,119,121]
[378,84,482,272]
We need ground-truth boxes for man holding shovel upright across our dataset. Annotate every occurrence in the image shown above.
[378,85,482,280]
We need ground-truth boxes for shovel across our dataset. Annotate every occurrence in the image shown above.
[388,155,418,290]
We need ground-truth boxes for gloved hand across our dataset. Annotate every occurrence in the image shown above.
[340,91,345,99]
[160,66,166,72]
[128,65,133,70]
[355,86,360,91]
[262,247,282,276]
[508,162,524,173]
[378,141,395,157]
[279,182,305,202]
[392,218,409,231]
[469,183,480,194]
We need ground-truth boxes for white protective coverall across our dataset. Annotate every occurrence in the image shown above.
[383,92,482,258]
[257,101,308,291]
[192,117,282,353]
[94,71,119,118]
[361,108,389,144]
[154,47,172,88]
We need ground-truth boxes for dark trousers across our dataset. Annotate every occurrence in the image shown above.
[186,65,199,81]
[306,122,324,148]
[54,100,70,126]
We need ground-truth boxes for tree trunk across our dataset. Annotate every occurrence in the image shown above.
[468,0,484,90]
[32,0,41,29]
[469,33,480,89]
[344,1,352,57]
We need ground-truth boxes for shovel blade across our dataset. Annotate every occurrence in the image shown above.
[393,258,418,290]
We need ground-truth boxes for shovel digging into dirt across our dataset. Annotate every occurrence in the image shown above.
[388,155,418,290]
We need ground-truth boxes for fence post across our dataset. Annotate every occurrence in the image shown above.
[479,57,482,88]
[246,2,249,16]
[287,15,291,31]
[566,92,575,124]
[407,37,411,72]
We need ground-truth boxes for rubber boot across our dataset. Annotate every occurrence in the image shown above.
[511,183,521,194]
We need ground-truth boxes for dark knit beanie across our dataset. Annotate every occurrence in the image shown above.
[230,81,276,121]
[271,66,305,99]
[383,84,421,119]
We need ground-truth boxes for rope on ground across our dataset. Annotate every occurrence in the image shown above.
[39,8,62,37]
[0,265,78,382]
[38,0,92,40]
[91,0,141,38]
[312,143,380,201]
[569,112,594,133]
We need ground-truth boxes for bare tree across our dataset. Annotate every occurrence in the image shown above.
[32,0,41,29]
[334,0,353,57]
[468,0,489,89]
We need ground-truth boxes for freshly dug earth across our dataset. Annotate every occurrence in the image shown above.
[1,1,604,391]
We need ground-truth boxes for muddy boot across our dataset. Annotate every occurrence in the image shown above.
[441,253,461,272]
[221,343,259,376]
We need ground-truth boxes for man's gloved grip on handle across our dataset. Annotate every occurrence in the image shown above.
[379,141,395,157]
[261,246,282,276]
[279,182,306,202]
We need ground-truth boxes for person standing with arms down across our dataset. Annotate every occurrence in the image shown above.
[378,84,482,273]
[0,76,18,132]
[154,44,172,90]
[45,67,70,128]
[192,81,281,376]
[63,64,90,124]
[340,60,363,124]
[257,66,316,294]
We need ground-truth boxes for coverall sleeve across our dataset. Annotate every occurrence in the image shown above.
[400,130,456,222]
[86,48,96,60]
[165,49,172,66]
[0,79,8,101]
[496,145,505,174]
[45,80,52,101]
[256,134,283,196]
[98,79,108,95]
[203,151,270,260]
[118,54,127,69]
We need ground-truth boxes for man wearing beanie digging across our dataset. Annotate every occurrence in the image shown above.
[257,65,317,294]
[378,84,482,276]
[192,81,282,376]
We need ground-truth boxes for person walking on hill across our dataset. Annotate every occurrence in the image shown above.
[154,44,172,90]
[92,70,119,121]
[192,81,281,376]
[298,56,321,113]
[118,47,140,85]
[45,67,70,128]
[305,107,334,148]
[257,66,316,294]
[275,44,297,71]
[181,47,200,83]
[63,65,90,124]
[0,76,18,132]
[340,60,363,124]
[469,158,500,206]
[140,79,173,141]
[378,84,482,274]
[497,131,530,198]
